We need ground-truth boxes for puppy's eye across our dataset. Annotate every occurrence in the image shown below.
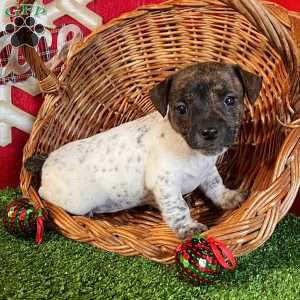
[224,96,236,106]
[176,104,188,115]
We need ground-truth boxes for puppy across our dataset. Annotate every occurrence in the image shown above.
[25,62,262,239]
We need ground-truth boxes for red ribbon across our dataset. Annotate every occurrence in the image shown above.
[206,237,237,270]
[10,205,19,231]
[18,208,28,233]
[35,215,44,245]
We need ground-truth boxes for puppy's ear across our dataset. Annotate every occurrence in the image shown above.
[149,76,173,117]
[234,65,262,103]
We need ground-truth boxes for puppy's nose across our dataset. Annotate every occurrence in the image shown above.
[201,128,218,140]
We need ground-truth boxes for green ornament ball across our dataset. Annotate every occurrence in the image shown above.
[175,233,237,285]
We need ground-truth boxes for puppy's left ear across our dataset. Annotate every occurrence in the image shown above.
[149,76,173,117]
[234,65,263,103]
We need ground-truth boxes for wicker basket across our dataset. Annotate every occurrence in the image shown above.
[20,0,300,264]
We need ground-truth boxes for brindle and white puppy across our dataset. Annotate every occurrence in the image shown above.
[25,62,262,239]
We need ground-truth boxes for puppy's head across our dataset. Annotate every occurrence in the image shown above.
[149,62,262,155]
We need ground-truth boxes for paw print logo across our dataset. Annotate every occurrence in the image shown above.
[5,16,44,48]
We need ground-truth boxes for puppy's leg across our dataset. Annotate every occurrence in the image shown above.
[200,167,248,210]
[153,185,207,239]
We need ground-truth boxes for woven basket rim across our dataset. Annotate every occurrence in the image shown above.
[66,0,300,83]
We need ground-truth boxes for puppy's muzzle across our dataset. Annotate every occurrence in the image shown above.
[186,122,227,153]
[200,128,219,141]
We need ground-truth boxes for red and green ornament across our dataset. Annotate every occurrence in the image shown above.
[2,198,45,244]
[175,233,237,284]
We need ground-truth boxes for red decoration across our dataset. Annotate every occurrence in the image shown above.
[176,234,237,284]
[2,198,45,244]
[271,0,300,11]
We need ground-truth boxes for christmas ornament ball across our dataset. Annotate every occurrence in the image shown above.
[175,233,237,284]
[2,198,45,244]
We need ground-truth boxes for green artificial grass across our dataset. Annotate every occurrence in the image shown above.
[1,188,300,300]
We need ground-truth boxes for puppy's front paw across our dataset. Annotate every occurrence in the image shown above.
[217,189,248,210]
[176,221,208,240]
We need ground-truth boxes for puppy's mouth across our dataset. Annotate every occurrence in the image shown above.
[186,140,225,156]
[199,147,225,156]
[186,136,237,155]
[184,129,239,155]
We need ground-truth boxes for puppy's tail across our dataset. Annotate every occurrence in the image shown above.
[24,154,48,174]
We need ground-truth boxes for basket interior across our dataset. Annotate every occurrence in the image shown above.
[24,2,292,250]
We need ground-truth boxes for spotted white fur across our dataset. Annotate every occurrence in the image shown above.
[39,111,244,238]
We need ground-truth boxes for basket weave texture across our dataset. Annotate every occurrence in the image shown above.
[20,0,300,264]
